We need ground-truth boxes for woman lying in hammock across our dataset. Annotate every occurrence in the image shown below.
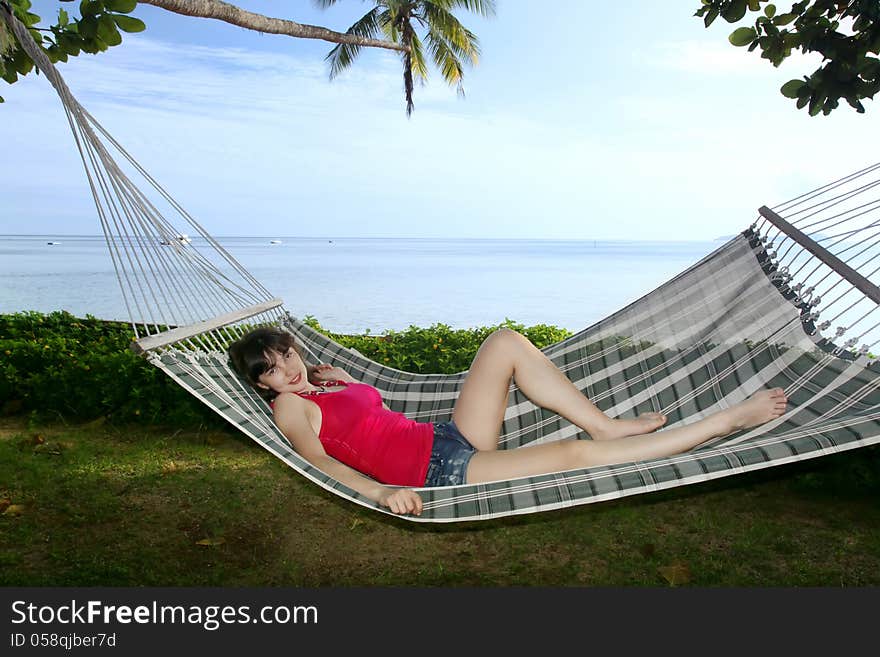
[229,327,788,516]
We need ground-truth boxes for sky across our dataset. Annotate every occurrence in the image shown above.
[1,0,878,240]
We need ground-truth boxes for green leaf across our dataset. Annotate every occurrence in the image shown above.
[112,15,146,33]
[764,4,776,18]
[78,16,98,39]
[10,48,32,76]
[722,0,748,22]
[807,90,826,116]
[58,32,82,56]
[780,79,804,98]
[772,13,797,26]
[13,59,32,76]
[704,7,719,27]
[80,0,104,19]
[729,27,757,47]
[105,0,137,12]
[27,28,42,46]
[782,32,801,48]
[1,66,17,84]
[97,14,120,45]
[79,39,100,54]
[747,0,760,11]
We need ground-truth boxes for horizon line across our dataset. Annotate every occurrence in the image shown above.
[0,233,733,242]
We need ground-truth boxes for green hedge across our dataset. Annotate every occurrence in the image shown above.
[0,311,572,427]
[301,315,572,375]
[0,311,213,427]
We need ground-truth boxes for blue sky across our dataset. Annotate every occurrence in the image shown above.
[2,0,877,239]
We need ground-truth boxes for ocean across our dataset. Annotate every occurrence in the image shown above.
[0,234,723,334]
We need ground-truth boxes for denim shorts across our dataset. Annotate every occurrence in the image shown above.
[423,421,477,487]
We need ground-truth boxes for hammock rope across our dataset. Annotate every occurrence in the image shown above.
[6,5,880,522]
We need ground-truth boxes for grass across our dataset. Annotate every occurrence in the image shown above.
[1,415,879,587]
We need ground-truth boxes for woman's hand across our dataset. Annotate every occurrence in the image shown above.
[378,488,423,516]
[308,363,353,383]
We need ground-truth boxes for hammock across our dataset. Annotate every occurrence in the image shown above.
[7,7,880,523]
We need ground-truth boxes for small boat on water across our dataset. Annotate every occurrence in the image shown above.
[160,234,192,245]
[46,241,62,245]
[270,239,282,245]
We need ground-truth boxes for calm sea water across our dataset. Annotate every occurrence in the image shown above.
[0,234,723,334]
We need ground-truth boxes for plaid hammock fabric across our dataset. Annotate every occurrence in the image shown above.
[149,228,880,522]
[6,4,879,522]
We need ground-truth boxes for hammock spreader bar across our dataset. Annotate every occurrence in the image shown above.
[758,205,880,305]
[130,298,285,354]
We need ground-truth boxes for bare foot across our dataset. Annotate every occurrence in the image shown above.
[723,388,788,434]
[591,412,667,440]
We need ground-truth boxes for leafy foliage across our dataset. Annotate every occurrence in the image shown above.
[315,0,496,115]
[0,0,145,103]
[695,0,880,115]
[0,310,215,426]
[302,314,572,374]
[0,311,572,425]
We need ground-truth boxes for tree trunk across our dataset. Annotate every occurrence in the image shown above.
[138,0,408,52]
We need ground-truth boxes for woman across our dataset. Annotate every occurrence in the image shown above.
[229,326,788,516]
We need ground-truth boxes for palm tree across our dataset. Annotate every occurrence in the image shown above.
[314,0,496,115]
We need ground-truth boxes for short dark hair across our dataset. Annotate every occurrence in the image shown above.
[228,327,304,401]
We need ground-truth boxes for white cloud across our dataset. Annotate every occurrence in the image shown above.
[2,28,877,242]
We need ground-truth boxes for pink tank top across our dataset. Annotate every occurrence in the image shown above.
[289,382,433,487]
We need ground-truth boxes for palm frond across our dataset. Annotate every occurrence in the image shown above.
[380,6,401,43]
[354,1,493,115]
[421,3,480,64]
[325,7,382,79]
[409,32,430,83]
[312,0,344,9]
[447,0,497,18]
[424,31,465,94]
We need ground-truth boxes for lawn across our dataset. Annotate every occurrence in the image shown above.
[2,415,878,587]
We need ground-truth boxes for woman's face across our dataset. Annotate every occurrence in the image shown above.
[256,346,310,394]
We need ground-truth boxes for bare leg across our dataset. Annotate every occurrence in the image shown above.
[453,328,666,451]
[465,388,788,483]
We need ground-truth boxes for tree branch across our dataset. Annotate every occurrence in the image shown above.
[137,0,409,52]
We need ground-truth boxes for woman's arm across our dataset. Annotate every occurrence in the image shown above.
[273,394,422,515]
